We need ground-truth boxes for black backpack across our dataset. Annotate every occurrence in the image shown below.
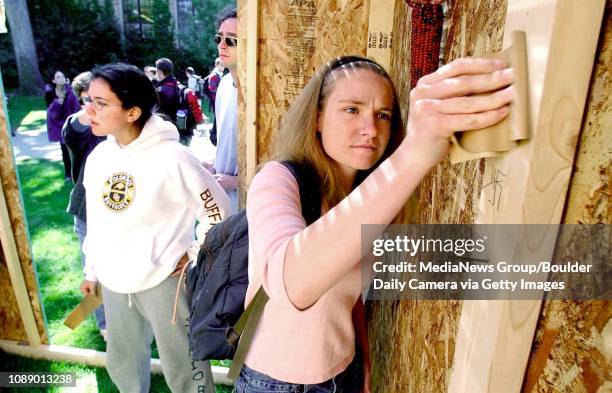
[185,161,321,378]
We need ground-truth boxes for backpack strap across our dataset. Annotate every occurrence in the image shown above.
[226,287,268,381]
[279,160,322,225]
[226,160,321,381]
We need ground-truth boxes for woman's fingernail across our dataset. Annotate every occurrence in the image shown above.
[501,68,514,80]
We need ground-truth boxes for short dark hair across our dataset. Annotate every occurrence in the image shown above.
[155,58,174,77]
[216,6,237,30]
[92,63,159,132]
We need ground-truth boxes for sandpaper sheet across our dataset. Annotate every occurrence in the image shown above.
[63,283,103,330]
[449,30,530,164]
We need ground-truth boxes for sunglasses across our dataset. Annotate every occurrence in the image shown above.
[214,34,238,47]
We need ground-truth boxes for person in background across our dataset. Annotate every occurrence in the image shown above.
[203,57,225,146]
[79,63,230,392]
[235,55,513,392]
[176,79,204,147]
[155,58,180,124]
[186,66,198,92]
[45,70,80,181]
[62,71,107,339]
[144,66,158,85]
[204,6,238,210]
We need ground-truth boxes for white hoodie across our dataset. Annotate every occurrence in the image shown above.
[82,115,230,293]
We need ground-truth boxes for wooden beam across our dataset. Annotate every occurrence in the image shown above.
[0,339,232,385]
[366,0,395,70]
[0,178,41,347]
[245,0,258,185]
[448,1,606,392]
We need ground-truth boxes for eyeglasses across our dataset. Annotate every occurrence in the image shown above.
[214,34,238,47]
[82,96,122,111]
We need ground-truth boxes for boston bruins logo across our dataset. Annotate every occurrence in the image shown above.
[102,172,135,211]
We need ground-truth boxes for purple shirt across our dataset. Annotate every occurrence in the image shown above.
[45,84,80,143]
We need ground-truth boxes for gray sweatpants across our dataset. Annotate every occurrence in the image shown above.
[102,276,214,393]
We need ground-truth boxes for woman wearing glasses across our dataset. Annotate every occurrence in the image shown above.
[78,63,231,392]
[62,71,107,340]
[237,55,513,392]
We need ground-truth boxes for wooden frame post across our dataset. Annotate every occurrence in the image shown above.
[448,1,606,392]
[0,187,41,347]
[366,0,395,70]
[0,81,42,346]
[0,64,43,346]
[245,0,258,185]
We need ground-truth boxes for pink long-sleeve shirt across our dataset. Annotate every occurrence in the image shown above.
[244,161,362,384]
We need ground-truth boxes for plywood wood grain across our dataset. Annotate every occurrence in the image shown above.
[448,1,606,392]
[523,4,611,391]
[370,2,507,391]
[0,76,47,344]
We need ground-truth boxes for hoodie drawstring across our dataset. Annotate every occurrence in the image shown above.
[171,257,190,347]
[171,260,190,325]
[128,293,132,308]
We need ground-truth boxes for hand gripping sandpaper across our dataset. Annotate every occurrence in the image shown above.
[63,284,103,330]
[449,31,530,164]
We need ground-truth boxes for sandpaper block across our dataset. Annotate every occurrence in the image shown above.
[63,284,103,330]
[449,30,530,164]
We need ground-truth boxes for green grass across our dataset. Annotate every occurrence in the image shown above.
[1,96,233,392]
[6,95,47,133]
[17,159,101,351]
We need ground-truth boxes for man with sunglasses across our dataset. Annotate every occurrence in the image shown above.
[207,5,239,211]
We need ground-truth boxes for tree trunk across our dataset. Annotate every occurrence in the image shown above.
[5,0,44,95]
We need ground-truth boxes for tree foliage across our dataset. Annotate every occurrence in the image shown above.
[0,0,233,90]
[4,0,45,94]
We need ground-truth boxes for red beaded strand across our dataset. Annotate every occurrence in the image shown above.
[406,0,445,89]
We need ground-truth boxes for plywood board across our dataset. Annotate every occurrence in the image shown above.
[523,4,611,390]
[0,73,47,344]
[238,0,369,207]
[448,1,606,392]
[366,0,395,71]
[369,2,507,391]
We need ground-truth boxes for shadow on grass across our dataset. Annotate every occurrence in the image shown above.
[6,95,47,133]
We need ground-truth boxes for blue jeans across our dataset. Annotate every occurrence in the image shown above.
[233,355,362,393]
[74,217,106,330]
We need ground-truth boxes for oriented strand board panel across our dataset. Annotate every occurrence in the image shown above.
[257,0,369,159]
[237,0,248,207]
[237,0,370,206]
[404,0,507,227]
[0,85,47,343]
[523,4,612,392]
[563,3,611,228]
[370,2,507,392]
[388,0,411,125]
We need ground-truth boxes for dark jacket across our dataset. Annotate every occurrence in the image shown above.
[156,75,180,123]
[62,114,106,222]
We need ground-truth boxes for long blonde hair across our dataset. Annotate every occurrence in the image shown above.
[272,56,406,209]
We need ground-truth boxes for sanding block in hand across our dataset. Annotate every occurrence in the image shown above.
[450,30,530,164]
